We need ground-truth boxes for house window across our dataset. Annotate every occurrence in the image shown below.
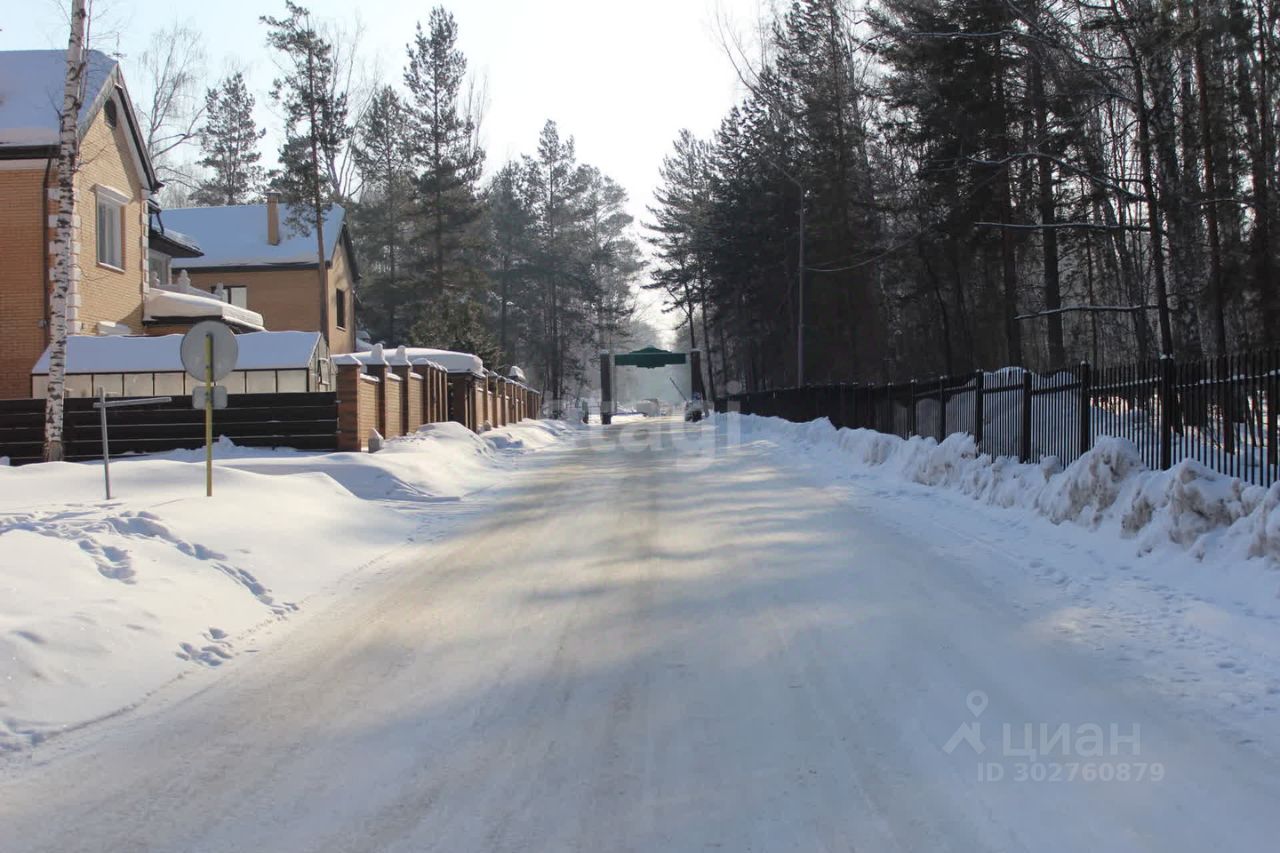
[104,100,118,129]
[216,286,248,309]
[147,250,170,286]
[96,198,123,269]
[335,288,348,329]
[94,185,129,271]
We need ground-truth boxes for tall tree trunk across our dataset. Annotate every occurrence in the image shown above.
[1124,28,1177,354]
[1242,0,1277,340]
[44,0,88,463]
[1029,44,1064,365]
[306,46,330,345]
[994,45,1023,365]
[699,287,717,401]
[1192,0,1229,354]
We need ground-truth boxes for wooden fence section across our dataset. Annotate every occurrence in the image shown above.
[0,398,45,465]
[3,363,545,465]
[717,349,1280,489]
[1,393,339,466]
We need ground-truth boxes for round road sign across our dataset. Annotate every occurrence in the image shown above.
[180,321,239,382]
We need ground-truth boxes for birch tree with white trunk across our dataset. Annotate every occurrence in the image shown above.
[44,0,89,462]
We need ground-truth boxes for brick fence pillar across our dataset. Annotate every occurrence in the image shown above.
[337,363,380,451]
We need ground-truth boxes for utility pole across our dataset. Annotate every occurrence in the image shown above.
[797,189,805,387]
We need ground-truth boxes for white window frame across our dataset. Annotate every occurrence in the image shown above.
[94,185,129,271]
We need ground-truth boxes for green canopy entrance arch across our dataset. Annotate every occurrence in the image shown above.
[600,347,704,425]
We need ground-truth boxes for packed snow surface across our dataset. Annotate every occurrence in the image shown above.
[0,419,576,751]
[1,416,1277,852]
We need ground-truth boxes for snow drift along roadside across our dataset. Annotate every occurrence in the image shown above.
[719,413,1280,568]
[0,419,578,752]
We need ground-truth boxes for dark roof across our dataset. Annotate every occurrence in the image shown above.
[148,212,204,258]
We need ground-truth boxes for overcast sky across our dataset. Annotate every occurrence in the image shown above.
[2,0,767,335]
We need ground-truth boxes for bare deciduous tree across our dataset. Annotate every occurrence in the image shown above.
[133,22,206,192]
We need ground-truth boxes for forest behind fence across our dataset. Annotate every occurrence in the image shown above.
[650,0,1280,400]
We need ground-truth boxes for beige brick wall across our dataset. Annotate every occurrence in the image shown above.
[383,372,403,439]
[186,267,321,337]
[336,363,379,451]
[404,372,423,433]
[328,241,357,354]
[77,104,147,334]
[185,236,359,354]
[1,99,150,399]
[0,167,49,399]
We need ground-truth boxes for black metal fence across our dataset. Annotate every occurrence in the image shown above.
[716,349,1280,488]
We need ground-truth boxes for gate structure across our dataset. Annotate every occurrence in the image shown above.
[599,347,705,425]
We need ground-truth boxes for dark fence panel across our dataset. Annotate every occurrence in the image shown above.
[717,348,1280,488]
[0,392,339,466]
[0,398,46,465]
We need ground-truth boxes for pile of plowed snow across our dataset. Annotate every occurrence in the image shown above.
[719,413,1280,567]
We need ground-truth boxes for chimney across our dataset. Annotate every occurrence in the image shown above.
[266,192,281,246]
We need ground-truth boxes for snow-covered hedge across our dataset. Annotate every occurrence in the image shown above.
[719,413,1280,566]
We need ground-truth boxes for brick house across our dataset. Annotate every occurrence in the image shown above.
[0,49,261,399]
[163,197,361,355]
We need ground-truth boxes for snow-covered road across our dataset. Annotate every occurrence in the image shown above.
[2,418,1278,851]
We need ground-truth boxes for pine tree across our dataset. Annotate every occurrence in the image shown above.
[403,7,486,304]
[191,72,266,206]
[580,166,642,365]
[485,162,535,363]
[262,0,351,342]
[350,85,415,341]
[647,130,713,366]
[522,121,588,401]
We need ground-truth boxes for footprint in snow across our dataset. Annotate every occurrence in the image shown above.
[176,633,234,667]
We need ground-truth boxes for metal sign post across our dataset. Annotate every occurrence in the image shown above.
[93,392,173,500]
[205,334,213,497]
[180,321,238,498]
[99,387,110,499]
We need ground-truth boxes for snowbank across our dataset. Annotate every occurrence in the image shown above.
[0,419,578,751]
[717,413,1280,568]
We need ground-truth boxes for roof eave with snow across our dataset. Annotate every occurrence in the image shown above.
[143,289,265,331]
[32,330,326,374]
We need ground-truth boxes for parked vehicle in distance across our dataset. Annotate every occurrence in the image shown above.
[634,399,661,417]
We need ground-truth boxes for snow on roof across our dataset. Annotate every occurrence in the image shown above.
[331,350,445,373]
[144,288,265,330]
[0,49,117,148]
[164,204,345,270]
[399,347,484,375]
[32,331,324,374]
[332,346,482,374]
